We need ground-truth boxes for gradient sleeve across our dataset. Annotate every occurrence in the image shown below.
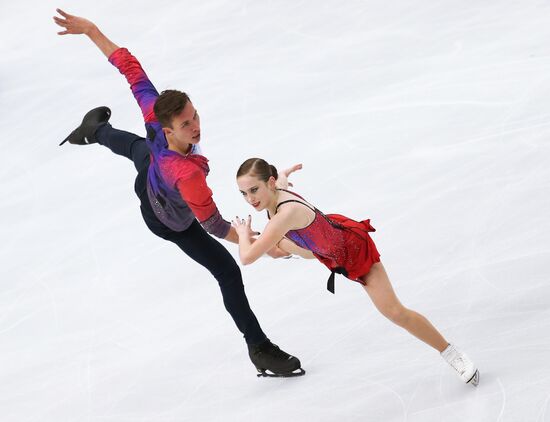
[175,170,231,239]
[108,48,158,123]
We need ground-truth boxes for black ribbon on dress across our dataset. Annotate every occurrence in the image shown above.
[327,267,348,294]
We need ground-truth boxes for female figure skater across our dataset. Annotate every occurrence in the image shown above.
[232,158,480,386]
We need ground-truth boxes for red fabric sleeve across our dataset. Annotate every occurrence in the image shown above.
[108,48,158,123]
[175,168,218,223]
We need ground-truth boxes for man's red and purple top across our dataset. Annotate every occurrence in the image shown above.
[108,48,229,238]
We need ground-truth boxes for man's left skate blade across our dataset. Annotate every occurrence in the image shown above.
[256,368,306,378]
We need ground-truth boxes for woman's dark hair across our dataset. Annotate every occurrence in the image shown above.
[153,90,191,128]
[236,158,278,182]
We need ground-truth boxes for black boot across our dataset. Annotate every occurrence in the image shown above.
[248,340,305,378]
[60,106,111,146]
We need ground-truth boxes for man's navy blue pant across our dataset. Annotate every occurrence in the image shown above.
[95,123,267,345]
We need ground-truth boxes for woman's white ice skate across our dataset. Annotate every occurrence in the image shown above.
[441,344,479,386]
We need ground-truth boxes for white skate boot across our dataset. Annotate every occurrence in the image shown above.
[441,344,479,386]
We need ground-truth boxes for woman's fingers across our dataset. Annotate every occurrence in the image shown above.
[56,8,69,17]
[232,216,246,225]
[283,163,303,177]
[53,17,68,27]
[290,163,303,173]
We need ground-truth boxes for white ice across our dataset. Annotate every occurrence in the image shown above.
[1,1,550,421]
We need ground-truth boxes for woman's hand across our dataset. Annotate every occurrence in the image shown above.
[276,163,303,189]
[231,215,256,238]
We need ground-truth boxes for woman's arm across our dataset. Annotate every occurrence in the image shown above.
[232,208,300,265]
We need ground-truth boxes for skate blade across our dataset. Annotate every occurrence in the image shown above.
[256,368,306,378]
[59,128,79,146]
[467,369,480,387]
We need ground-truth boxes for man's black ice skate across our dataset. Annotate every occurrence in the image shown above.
[248,340,305,378]
[59,106,111,146]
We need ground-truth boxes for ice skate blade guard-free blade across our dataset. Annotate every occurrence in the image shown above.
[467,370,480,387]
[256,368,306,378]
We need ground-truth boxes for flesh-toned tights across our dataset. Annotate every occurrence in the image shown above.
[361,263,448,352]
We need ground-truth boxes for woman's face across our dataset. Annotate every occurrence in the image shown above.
[237,173,277,212]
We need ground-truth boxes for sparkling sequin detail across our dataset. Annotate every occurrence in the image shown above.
[273,190,381,283]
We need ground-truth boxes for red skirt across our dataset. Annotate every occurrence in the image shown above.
[315,214,381,285]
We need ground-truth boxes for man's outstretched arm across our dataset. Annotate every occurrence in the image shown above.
[54,9,158,123]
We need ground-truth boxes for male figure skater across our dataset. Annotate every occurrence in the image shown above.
[54,8,304,378]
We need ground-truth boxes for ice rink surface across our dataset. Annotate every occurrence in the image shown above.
[1,1,550,421]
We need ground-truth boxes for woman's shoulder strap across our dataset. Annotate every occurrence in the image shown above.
[277,188,306,200]
[275,199,315,214]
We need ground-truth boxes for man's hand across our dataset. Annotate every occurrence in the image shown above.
[276,163,303,189]
[53,9,96,35]
[265,243,292,258]
[53,8,119,57]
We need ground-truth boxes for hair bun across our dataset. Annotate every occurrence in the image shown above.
[269,164,278,180]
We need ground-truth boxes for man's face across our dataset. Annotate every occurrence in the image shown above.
[164,101,201,154]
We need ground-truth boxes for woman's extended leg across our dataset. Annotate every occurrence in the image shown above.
[361,262,449,352]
